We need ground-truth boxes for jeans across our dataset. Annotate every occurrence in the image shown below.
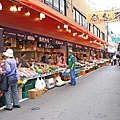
[70,69,76,85]
[5,84,19,109]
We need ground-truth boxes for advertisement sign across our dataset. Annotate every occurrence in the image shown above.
[86,9,120,23]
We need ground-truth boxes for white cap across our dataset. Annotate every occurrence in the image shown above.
[68,49,73,53]
[3,49,14,57]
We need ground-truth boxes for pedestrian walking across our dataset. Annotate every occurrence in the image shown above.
[0,49,20,111]
[68,50,76,86]
[113,54,117,65]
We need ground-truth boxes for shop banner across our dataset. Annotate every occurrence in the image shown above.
[52,39,65,46]
[75,44,82,49]
[37,42,54,49]
[86,9,120,23]
[38,36,51,43]
[27,35,35,41]
[17,33,27,40]
[67,42,73,47]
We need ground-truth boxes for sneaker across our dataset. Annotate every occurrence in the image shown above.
[13,105,21,108]
[71,84,76,86]
[4,107,12,111]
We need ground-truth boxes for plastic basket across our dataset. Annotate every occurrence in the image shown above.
[22,91,28,98]
[22,83,33,92]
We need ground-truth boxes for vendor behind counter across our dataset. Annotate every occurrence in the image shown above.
[19,52,30,68]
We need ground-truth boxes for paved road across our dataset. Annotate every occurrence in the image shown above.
[0,65,120,120]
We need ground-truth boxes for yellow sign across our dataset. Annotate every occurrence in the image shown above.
[86,9,120,23]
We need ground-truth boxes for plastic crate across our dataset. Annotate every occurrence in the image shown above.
[33,79,37,88]
[22,83,33,92]
[22,91,28,98]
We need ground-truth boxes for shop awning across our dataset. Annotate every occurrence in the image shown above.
[16,0,112,47]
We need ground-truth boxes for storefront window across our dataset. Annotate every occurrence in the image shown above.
[82,16,85,27]
[60,0,65,14]
[42,0,66,15]
[53,0,59,10]
[76,11,80,24]
[79,14,83,26]
[45,0,52,7]
[93,25,97,36]
[73,8,76,22]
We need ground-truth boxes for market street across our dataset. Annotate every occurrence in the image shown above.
[0,65,120,120]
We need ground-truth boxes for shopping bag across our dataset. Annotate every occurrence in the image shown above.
[0,74,8,92]
[8,74,18,86]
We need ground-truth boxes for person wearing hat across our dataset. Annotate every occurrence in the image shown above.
[68,49,76,86]
[0,49,20,111]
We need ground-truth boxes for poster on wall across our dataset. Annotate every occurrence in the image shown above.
[86,9,120,23]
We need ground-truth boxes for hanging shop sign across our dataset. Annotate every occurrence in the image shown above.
[27,35,35,41]
[86,9,120,23]
[17,33,27,40]
[38,36,51,43]
[52,39,65,46]
[37,42,54,49]
[3,31,16,38]
[67,42,73,47]
[75,44,82,49]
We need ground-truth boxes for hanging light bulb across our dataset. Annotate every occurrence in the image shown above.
[13,5,17,12]
[10,5,17,12]
[0,3,2,10]
[10,6,14,11]
[25,11,30,16]
[40,13,45,19]
[40,16,42,20]
[18,6,22,11]
[68,29,71,33]
[57,25,60,29]
[64,24,68,29]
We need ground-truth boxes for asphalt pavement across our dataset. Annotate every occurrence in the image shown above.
[0,65,120,120]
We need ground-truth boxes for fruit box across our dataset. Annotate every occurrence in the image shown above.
[28,89,42,99]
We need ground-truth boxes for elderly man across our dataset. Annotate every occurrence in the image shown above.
[68,49,76,86]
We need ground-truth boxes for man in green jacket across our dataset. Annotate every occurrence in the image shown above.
[68,49,76,85]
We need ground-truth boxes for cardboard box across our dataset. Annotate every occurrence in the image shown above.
[18,88,22,100]
[28,89,42,99]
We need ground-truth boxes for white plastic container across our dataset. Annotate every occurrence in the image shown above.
[45,78,55,89]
